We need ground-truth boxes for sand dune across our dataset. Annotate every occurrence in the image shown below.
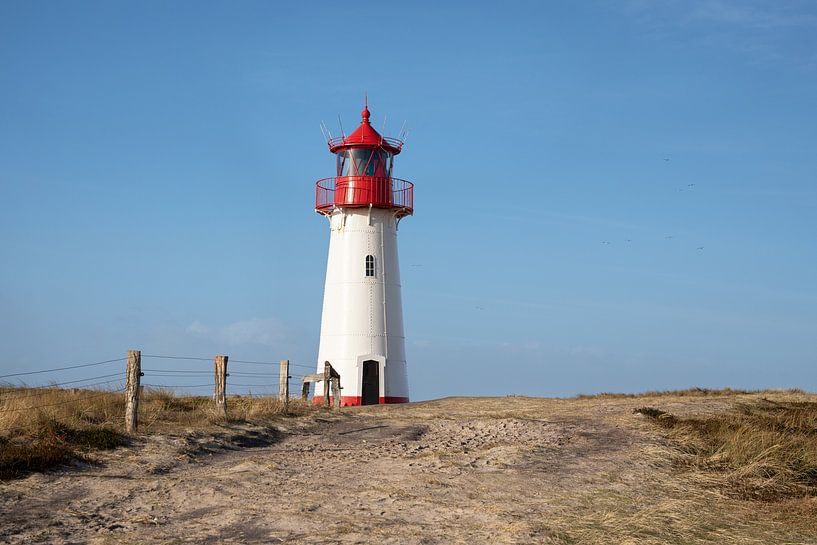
[1,393,815,544]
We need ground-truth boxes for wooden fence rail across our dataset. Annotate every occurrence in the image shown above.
[301,361,341,410]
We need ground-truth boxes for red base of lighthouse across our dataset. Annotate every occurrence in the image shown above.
[312,396,409,407]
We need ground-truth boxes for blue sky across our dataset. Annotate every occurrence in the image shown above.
[1,1,815,399]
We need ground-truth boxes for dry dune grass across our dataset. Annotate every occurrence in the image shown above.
[0,386,309,479]
[635,397,817,504]
[576,386,767,399]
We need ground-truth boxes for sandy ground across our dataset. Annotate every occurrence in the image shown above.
[1,394,815,545]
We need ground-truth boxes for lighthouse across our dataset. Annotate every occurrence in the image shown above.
[313,102,413,406]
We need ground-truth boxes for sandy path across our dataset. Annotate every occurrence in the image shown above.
[1,396,813,544]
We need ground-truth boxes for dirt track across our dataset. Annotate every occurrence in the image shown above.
[1,395,815,544]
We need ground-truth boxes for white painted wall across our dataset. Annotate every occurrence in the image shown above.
[315,206,409,402]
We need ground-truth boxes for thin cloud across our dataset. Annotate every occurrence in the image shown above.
[186,321,210,335]
[187,318,293,347]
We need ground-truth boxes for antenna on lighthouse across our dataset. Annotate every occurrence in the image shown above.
[382,113,387,133]
[319,121,329,143]
[337,114,346,138]
[399,120,407,141]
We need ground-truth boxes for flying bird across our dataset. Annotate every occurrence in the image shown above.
[697,247,704,251]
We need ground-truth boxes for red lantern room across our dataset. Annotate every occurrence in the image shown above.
[316,104,413,217]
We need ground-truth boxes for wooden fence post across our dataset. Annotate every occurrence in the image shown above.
[279,359,290,410]
[302,380,310,401]
[323,361,331,409]
[125,350,141,434]
[331,377,341,410]
[214,355,228,420]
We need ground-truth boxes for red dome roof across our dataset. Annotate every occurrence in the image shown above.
[328,105,403,155]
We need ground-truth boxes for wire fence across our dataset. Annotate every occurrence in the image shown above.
[0,352,318,415]
[3,378,126,400]
[0,388,128,413]
[0,357,127,379]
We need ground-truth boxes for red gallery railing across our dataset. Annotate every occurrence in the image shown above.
[316,176,414,217]
[326,135,404,151]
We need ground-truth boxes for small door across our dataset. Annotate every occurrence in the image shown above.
[361,360,379,405]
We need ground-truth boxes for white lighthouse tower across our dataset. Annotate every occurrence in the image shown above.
[313,102,413,406]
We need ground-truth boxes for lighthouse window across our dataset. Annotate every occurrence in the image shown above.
[336,150,392,177]
[336,153,347,176]
[354,150,373,176]
[365,255,375,277]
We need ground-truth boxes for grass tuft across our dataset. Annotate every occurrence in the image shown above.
[638,399,817,501]
[633,406,674,423]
